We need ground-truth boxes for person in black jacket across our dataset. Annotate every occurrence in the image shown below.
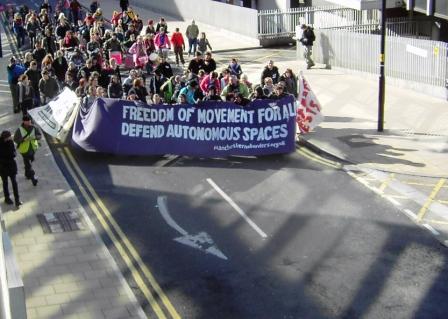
[299,24,316,69]
[108,75,123,98]
[187,52,204,76]
[0,131,22,207]
[128,78,148,103]
[260,60,280,85]
[155,57,173,79]
[18,75,35,115]
[120,0,129,12]
[25,61,41,106]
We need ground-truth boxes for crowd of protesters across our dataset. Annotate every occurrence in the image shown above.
[6,0,300,114]
[2,0,305,208]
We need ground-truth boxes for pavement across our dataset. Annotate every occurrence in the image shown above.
[0,14,146,319]
[0,1,447,319]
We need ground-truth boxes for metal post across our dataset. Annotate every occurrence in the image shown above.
[378,0,386,132]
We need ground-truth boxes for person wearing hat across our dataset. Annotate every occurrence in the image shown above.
[13,115,41,186]
[0,130,22,207]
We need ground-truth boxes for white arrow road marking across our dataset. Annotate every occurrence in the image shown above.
[206,178,268,239]
[157,196,228,260]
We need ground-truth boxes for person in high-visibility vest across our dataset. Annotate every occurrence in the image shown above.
[13,115,41,186]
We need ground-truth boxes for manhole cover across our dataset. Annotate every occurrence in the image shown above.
[37,211,85,233]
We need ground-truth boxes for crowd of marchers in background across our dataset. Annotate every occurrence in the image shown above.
[2,0,315,209]
[5,0,305,113]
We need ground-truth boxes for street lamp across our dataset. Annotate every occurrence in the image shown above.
[378,0,386,132]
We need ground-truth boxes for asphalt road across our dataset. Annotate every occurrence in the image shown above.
[49,145,448,319]
[6,0,448,317]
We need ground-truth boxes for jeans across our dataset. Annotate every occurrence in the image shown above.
[9,83,19,112]
[188,38,198,55]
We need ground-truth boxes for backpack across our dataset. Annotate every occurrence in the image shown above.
[309,28,316,42]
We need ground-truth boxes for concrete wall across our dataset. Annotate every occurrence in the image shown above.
[133,0,259,39]
[0,223,11,319]
[257,0,289,10]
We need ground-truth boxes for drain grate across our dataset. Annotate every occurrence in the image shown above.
[37,211,85,233]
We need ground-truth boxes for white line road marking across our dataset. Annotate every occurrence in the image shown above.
[157,196,188,236]
[206,178,268,239]
[404,209,417,220]
[0,90,11,93]
[386,196,401,206]
[350,167,448,222]
[157,196,228,260]
[423,223,440,236]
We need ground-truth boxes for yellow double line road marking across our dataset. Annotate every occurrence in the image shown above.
[296,146,341,169]
[58,146,180,319]
[417,178,446,222]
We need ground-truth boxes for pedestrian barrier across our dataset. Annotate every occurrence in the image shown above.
[0,211,26,319]
[258,6,380,40]
[297,27,448,97]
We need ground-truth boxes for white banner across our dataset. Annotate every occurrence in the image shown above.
[297,73,324,134]
[28,88,80,142]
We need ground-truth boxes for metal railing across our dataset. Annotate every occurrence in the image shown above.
[258,6,381,39]
[303,28,448,88]
[322,18,433,39]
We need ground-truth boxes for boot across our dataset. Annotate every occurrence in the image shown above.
[4,198,13,205]
[32,178,38,186]
[15,200,23,208]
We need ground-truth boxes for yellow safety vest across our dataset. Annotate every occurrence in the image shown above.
[17,126,39,155]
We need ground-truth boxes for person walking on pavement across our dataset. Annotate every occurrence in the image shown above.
[171,27,185,66]
[17,75,35,115]
[14,115,41,187]
[197,32,212,56]
[7,57,26,113]
[185,20,199,57]
[299,24,316,69]
[0,131,22,208]
[38,70,59,105]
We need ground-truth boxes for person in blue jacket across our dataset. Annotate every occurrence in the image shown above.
[7,57,26,113]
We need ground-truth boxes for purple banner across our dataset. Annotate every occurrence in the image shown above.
[71,97,297,156]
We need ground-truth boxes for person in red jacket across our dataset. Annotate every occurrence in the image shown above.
[170,27,185,66]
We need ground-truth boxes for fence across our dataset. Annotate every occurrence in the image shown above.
[258,6,381,39]
[303,29,448,89]
[323,18,433,39]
